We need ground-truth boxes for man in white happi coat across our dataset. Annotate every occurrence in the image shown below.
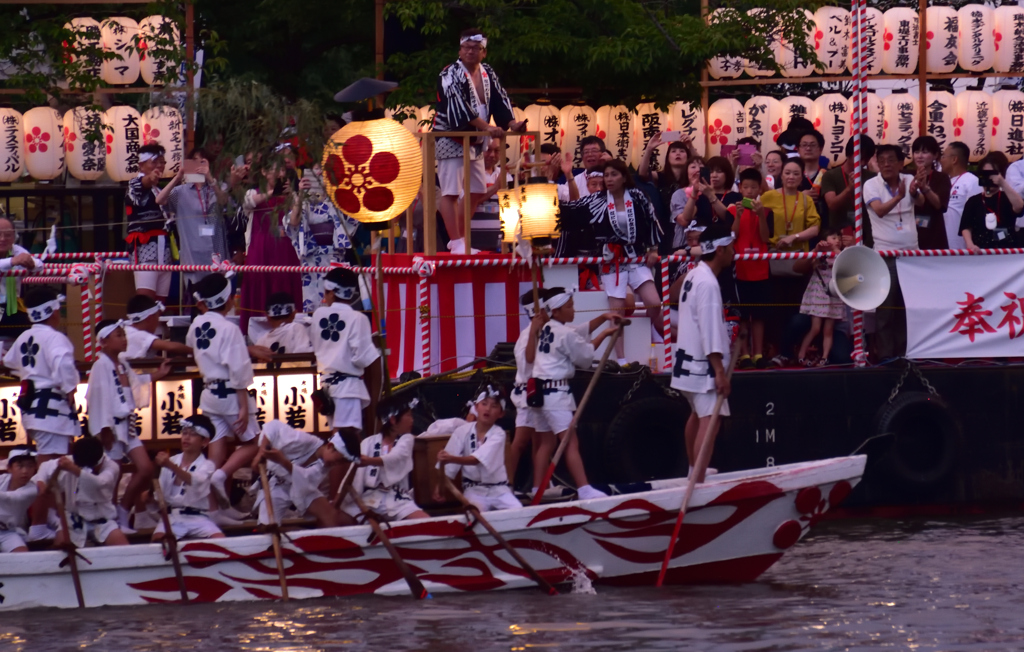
[0,446,40,552]
[152,415,224,541]
[255,291,312,356]
[124,295,192,359]
[670,224,736,483]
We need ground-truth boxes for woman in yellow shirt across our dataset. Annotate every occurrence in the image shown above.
[760,159,821,252]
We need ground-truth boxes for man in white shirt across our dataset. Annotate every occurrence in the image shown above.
[940,141,981,250]
[863,145,921,251]
[1004,152,1024,197]
[554,136,608,201]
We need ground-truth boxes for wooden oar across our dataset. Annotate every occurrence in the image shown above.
[257,463,290,601]
[655,338,742,588]
[531,324,624,506]
[348,486,429,599]
[442,469,557,595]
[49,470,86,608]
[151,477,189,602]
[332,460,358,509]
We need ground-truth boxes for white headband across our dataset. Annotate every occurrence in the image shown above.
[128,301,164,324]
[544,289,575,312]
[179,417,212,439]
[587,171,604,179]
[139,152,159,163]
[28,295,64,323]
[194,282,232,310]
[700,234,736,255]
[8,446,36,460]
[383,397,418,421]
[323,279,358,301]
[267,302,295,318]
[98,319,128,341]
[473,386,506,410]
[460,34,488,47]
[683,220,706,235]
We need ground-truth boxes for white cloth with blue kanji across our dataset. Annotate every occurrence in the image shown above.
[311,302,379,405]
[186,311,256,417]
[2,324,81,437]
[531,319,595,411]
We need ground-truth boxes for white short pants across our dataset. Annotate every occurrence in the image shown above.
[534,408,573,435]
[343,487,421,522]
[464,486,522,512]
[681,390,730,419]
[438,156,487,197]
[601,263,655,300]
[66,517,120,548]
[514,407,532,429]
[133,270,173,298]
[0,529,27,552]
[207,406,260,443]
[28,430,71,456]
[154,513,223,540]
[107,435,144,462]
[331,397,364,430]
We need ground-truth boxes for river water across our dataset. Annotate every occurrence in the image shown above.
[3,516,1024,651]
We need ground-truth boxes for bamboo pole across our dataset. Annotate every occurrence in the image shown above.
[462,135,473,247]
[422,134,437,255]
[257,463,290,601]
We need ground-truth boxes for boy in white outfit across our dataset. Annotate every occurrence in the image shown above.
[124,295,192,359]
[153,415,225,541]
[0,446,40,552]
[255,292,312,355]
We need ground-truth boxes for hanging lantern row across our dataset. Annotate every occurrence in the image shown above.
[0,105,183,182]
[63,15,180,87]
[707,5,1024,80]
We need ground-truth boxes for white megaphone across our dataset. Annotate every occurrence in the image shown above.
[829,245,891,311]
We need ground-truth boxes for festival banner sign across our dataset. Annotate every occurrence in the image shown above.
[899,255,1024,358]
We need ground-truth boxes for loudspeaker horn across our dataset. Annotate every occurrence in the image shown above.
[828,245,891,311]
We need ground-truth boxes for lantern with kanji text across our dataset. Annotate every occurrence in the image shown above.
[744,96,783,158]
[925,6,959,73]
[523,102,559,151]
[780,96,815,131]
[881,90,919,158]
[707,9,743,79]
[780,10,815,78]
[498,187,520,243]
[924,88,957,154]
[848,7,884,76]
[100,17,141,86]
[993,86,1024,161]
[596,105,633,162]
[517,179,560,240]
[667,101,705,157]
[142,106,183,178]
[955,89,992,162]
[23,107,64,181]
[958,5,995,72]
[138,16,180,86]
[814,94,851,165]
[814,7,850,75]
[560,104,598,168]
[882,8,919,75]
[630,102,668,169]
[63,108,105,181]
[103,105,142,182]
[745,9,782,78]
[994,5,1024,73]
[63,17,102,84]
[0,109,23,183]
[706,99,746,159]
[864,91,887,145]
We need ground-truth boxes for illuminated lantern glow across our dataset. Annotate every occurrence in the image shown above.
[780,96,815,131]
[630,102,668,169]
[958,5,995,72]
[848,8,884,76]
[560,104,598,168]
[705,99,746,159]
[707,9,743,79]
[63,108,105,181]
[0,108,24,183]
[138,16,180,86]
[993,87,1024,161]
[596,105,633,162]
[956,89,992,162]
[498,187,520,243]
[924,89,957,154]
[744,96,784,158]
[882,91,919,158]
[523,102,560,150]
[813,7,850,75]
[517,180,560,240]
[417,106,434,133]
[322,117,424,225]
[102,105,142,182]
[745,9,782,78]
[142,106,184,178]
[780,10,816,78]
[882,8,920,75]
[63,17,102,84]
[23,107,65,181]
[814,93,851,165]
[667,101,705,158]
[100,17,141,86]
[387,106,421,135]
[864,91,887,145]
[925,6,959,73]
[994,5,1024,73]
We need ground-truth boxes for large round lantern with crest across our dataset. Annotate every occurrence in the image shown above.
[322,117,423,226]
[0,108,24,183]
[23,107,65,181]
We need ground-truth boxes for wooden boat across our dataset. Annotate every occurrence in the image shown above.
[0,455,865,611]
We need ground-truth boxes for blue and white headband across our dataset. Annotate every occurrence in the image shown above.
[383,397,418,421]
[28,295,64,323]
[139,151,160,163]
[700,234,735,255]
[267,302,295,318]
[473,386,506,410]
[128,301,164,324]
[7,445,37,461]
[460,34,488,48]
[179,417,212,439]
[323,279,358,301]
[98,319,128,341]
[683,220,706,235]
[194,282,232,310]
[544,289,575,312]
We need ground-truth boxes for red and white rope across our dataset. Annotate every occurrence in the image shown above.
[82,281,93,362]
[661,257,672,372]
[43,252,128,261]
[418,275,431,377]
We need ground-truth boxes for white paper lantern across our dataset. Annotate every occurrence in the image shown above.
[925,6,959,73]
[882,8,920,75]
[101,17,141,86]
[814,7,850,75]
[848,8,884,76]
[705,99,746,159]
[864,91,887,145]
[63,17,102,83]
[103,105,142,182]
[63,108,105,181]
[0,109,23,183]
[882,92,919,157]
[814,94,851,165]
[506,106,528,170]
[417,105,434,132]
[956,90,992,162]
[630,103,668,169]
[994,6,1024,73]
[958,5,995,72]
[993,87,1024,161]
[745,9,782,78]
[142,106,184,178]
[923,89,957,154]
[23,108,64,181]
[707,9,743,79]
[138,16,180,86]
[523,103,560,150]
[560,104,598,168]
[386,107,420,135]
[744,96,784,157]
[596,105,633,162]
[780,96,815,131]
[667,101,705,158]
[780,10,816,78]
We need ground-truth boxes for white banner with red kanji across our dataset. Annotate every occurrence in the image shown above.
[899,255,1024,359]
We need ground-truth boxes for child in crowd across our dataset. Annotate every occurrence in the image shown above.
[251,419,351,528]
[343,395,429,523]
[0,446,39,552]
[3,289,81,542]
[86,319,169,532]
[436,381,521,512]
[124,295,192,358]
[255,291,312,355]
[152,415,225,541]
[34,436,129,547]
[796,228,846,367]
[730,168,773,370]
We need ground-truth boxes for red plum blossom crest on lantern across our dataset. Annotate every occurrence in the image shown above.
[325,135,401,214]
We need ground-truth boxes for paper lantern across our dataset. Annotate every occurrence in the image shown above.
[0,109,23,183]
[814,7,850,75]
[925,6,959,73]
[417,105,434,132]
[780,96,815,131]
[517,180,559,240]
[705,99,746,159]
[958,5,995,72]
[864,91,887,145]
[743,96,783,157]
[707,8,743,79]
[630,102,668,169]
[498,187,520,243]
[848,8,884,76]
[667,101,706,158]
[814,94,851,165]
[924,89,957,154]
[560,104,598,168]
[138,16,180,86]
[62,17,102,83]
[780,10,815,78]
[100,17,141,86]
[23,107,64,181]
[386,107,420,135]
[993,87,1024,161]
[882,8,920,75]
[882,92,919,157]
[745,8,782,77]
[955,90,992,162]
[63,108,105,181]
[596,105,633,162]
[523,102,559,149]
[322,118,424,225]
[103,105,142,182]
[142,106,184,178]
[994,6,1024,73]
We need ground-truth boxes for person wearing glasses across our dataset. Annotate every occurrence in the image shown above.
[0,215,43,342]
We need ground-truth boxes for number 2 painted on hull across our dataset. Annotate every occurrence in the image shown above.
[766,402,775,416]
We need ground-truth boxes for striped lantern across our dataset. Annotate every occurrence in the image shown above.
[707,9,743,79]
[994,5,1024,73]
[925,6,959,73]
[560,104,598,168]
[517,180,560,239]
[141,106,184,178]
[954,89,991,162]
[138,15,180,86]
[813,93,851,165]
[813,6,850,75]
[924,89,957,154]
[0,108,23,183]
[958,5,995,72]
[596,105,633,162]
[62,17,102,83]
[100,17,141,86]
[23,107,65,181]
[705,99,746,159]
[780,10,816,78]
[882,91,919,157]
[848,7,884,76]
[780,95,816,131]
[993,86,1024,161]
[667,101,705,157]
[864,91,887,145]
[882,8,920,75]
[745,9,782,78]
[63,107,105,181]
[103,105,142,182]
[743,96,784,157]
[523,103,560,150]
[630,103,668,169]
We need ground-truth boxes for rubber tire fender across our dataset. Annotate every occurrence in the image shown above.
[874,390,958,488]
[603,396,690,483]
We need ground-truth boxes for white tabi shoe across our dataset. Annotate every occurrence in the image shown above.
[576,485,608,501]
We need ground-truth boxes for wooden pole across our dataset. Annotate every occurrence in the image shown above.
[462,135,473,245]
[405,203,415,254]
[917,0,928,136]
[700,0,710,156]
[152,477,189,602]
[50,472,86,608]
[332,461,359,508]
[185,1,195,152]
[348,487,429,599]
[257,463,290,601]
[423,135,437,255]
[375,244,392,396]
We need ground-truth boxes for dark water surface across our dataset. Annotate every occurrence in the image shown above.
[4,516,1024,651]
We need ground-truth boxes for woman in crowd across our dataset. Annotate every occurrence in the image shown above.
[909,136,952,249]
[764,150,785,190]
[639,133,694,242]
[761,159,821,252]
[960,152,1024,252]
[671,157,736,236]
